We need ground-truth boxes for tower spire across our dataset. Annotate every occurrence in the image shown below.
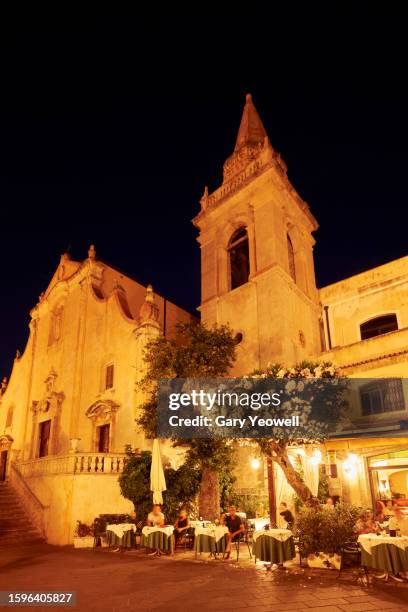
[234,93,267,151]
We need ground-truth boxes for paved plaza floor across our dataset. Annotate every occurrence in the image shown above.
[1,543,408,611]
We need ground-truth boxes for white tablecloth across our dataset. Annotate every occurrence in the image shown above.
[106,523,136,539]
[248,518,270,531]
[190,520,212,528]
[358,534,408,554]
[253,528,293,543]
[194,525,228,542]
[142,525,174,538]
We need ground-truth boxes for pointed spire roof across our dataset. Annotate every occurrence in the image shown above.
[234,94,268,151]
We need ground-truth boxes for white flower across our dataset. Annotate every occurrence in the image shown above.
[277,368,287,378]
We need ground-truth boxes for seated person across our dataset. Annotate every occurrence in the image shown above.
[174,508,190,542]
[147,504,165,527]
[355,509,378,535]
[384,499,397,520]
[279,502,294,530]
[222,505,244,560]
[323,497,334,510]
[389,507,408,536]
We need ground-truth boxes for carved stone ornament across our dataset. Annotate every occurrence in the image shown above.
[0,434,13,451]
[139,285,160,324]
[85,399,120,425]
[32,369,65,416]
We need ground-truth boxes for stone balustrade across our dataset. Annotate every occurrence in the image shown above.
[15,452,126,478]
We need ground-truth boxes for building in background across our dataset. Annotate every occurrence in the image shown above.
[1,94,408,543]
[193,94,408,513]
[0,246,193,543]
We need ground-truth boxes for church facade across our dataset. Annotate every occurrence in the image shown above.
[1,95,407,544]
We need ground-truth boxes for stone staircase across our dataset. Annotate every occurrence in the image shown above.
[0,482,45,545]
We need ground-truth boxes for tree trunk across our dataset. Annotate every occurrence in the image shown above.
[268,442,315,505]
[198,465,220,520]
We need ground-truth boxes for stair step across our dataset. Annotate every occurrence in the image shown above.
[0,484,45,545]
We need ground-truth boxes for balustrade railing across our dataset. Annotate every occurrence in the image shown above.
[15,452,126,478]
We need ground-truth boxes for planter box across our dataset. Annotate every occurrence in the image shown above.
[73,536,94,549]
[307,552,341,570]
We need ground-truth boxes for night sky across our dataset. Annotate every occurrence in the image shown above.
[1,17,407,377]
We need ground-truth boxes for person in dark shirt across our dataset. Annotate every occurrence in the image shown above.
[279,502,294,530]
[222,506,244,559]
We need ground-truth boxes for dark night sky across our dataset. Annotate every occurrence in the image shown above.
[1,15,407,376]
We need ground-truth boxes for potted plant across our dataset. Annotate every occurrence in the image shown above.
[296,503,360,569]
[73,521,94,548]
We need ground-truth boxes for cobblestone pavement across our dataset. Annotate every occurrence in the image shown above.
[0,544,407,611]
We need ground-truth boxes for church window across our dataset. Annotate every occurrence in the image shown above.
[48,305,64,346]
[5,405,13,428]
[287,234,296,282]
[228,228,249,290]
[360,314,398,340]
[105,364,114,390]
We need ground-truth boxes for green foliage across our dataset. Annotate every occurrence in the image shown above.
[229,494,270,518]
[218,464,237,511]
[317,471,330,503]
[162,460,201,523]
[296,503,361,556]
[118,448,152,521]
[118,446,201,523]
[136,322,237,438]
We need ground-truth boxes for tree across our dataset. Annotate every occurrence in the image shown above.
[252,361,347,506]
[135,322,237,520]
[119,446,201,522]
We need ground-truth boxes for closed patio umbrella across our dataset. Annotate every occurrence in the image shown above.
[150,439,166,505]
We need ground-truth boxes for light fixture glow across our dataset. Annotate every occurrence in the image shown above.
[251,458,261,470]
[310,448,322,465]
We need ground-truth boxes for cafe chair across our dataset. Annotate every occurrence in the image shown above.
[93,517,107,548]
[233,526,253,562]
[338,540,369,585]
[134,521,144,549]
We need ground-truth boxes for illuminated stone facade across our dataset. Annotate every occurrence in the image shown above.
[1,94,407,543]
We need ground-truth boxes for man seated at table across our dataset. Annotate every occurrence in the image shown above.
[355,509,379,535]
[222,505,245,560]
[279,502,294,530]
[174,508,190,544]
[147,504,165,527]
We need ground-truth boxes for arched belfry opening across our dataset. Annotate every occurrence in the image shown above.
[287,233,296,282]
[228,227,250,290]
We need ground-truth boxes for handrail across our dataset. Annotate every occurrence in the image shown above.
[9,461,49,537]
[10,461,48,511]
[15,452,127,477]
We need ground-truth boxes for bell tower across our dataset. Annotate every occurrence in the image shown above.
[193,94,322,374]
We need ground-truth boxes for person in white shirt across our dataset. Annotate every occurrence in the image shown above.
[146,504,166,556]
[147,504,165,527]
[389,507,408,536]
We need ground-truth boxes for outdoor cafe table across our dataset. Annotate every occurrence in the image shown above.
[358,533,408,576]
[106,523,136,548]
[194,525,229,555]
[252,529,295,564]
[141,526,175,553]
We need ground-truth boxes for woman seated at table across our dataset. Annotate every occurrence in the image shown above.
[174,508,190,542]
[279,502,294,530]
[147,504,165,527]
[222,505,245,560]
[355,509,379,535]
